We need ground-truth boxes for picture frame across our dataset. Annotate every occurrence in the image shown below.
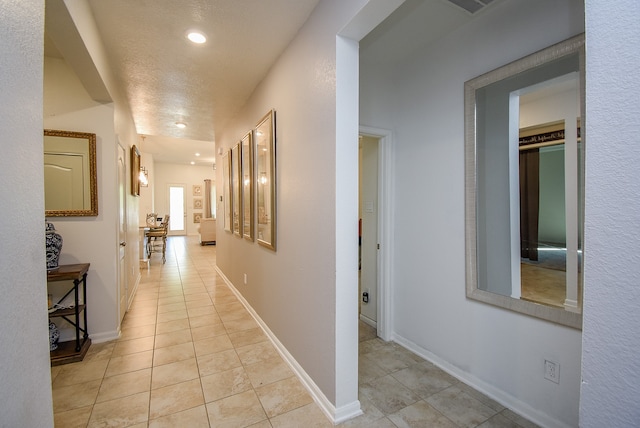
[193,184,202,196]
[241,131,254,241]
[255,109,276,250]
[131,145,141,196]
[193,212,203,223]
[231,143,241,236]
[222,150,231,232]
[193,198,203,209]
[44,129,98,216]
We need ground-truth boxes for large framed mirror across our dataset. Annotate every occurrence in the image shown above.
[44,129,98,216]
[255,109,276,251]
[465,34,584,329]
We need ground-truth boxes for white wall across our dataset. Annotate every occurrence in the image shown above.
[153,163,215,235]
[360,1,584,427]
[44,56,121,342]
[44,0,141,340]
[581,1,640,426]
[215,0,375,418]
[0,0,54,425]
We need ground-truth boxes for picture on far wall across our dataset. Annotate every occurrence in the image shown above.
[193,184,202,196]
[193,198,203,209]
[193,212,203,223]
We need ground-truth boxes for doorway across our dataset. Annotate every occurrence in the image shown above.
[358,126,393,341]
[359,135,379,328]
[117,143,128,323]
[168,184,186,235]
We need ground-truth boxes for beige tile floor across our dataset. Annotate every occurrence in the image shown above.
[51,236,539,428]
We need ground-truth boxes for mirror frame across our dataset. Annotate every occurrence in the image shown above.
[255,109,276,251]
[464,34,584,329]
[44,129,98,217]
[131,145,141,196]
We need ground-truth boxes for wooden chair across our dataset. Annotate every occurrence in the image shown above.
[146,215,169,263]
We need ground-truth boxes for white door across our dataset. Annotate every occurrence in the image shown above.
[168,184,186,235]
[117,144,127,323]
[359,135,379,326]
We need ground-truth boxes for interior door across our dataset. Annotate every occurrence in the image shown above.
[168,184,186,235]
[117,144,127,323]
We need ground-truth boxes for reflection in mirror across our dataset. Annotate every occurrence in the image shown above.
[241,131,254,241]
[465,35,584,329]
[44,129,98,216]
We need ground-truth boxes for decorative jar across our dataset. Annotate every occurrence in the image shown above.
[46,221,63,270]
[49,320,60,351]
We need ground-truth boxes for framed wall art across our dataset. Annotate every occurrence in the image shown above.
[255,109,276,250]
[231,143,241,236]
[241,131,254,241]
[222,150,231,232]
[193,184,202,196]
[44,129,98,216]
[193,198,203,209]
[131,145,141,196]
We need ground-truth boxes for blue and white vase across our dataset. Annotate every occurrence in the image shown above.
[49,320,60,351]
[46,221,63,271]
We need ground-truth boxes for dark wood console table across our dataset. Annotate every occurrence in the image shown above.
[48,263,91,365]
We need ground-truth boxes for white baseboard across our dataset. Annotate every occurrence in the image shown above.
[128,272,141,311]
[392,333,573,428]
[359,314,377,329]
[216,267,361,425]
[89,330,120,344]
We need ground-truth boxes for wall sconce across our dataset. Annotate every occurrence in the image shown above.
[139,166,149,187]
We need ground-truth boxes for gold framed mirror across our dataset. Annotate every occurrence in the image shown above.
[255,109,276,250]
[44,129,98,217]
[131,145,141,196]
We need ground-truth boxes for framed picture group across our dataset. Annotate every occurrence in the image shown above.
[222,109,276,250]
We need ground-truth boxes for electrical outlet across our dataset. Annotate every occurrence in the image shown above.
[544,359,560,384]
[243,273,247,285]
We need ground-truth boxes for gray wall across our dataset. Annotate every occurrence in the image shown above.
[581,0,640,426]
[0,0,54,426]
[360,1,584,426]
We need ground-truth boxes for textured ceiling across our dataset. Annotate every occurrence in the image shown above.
[82,0,320,166]
[360,0,475,66]
[46,0,485,167]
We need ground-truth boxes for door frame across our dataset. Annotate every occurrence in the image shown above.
[167,183,187,236]
[359,125,394,341]
[117,143,128,324]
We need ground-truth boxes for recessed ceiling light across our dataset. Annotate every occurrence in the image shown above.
[190,161,195,165]
[195,153,200,157]
[175,122,186,129]
[187,31,207,44]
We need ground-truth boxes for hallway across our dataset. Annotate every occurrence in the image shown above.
[51,236,538,427]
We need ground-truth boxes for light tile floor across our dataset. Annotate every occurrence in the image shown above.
[51,236,539,428]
